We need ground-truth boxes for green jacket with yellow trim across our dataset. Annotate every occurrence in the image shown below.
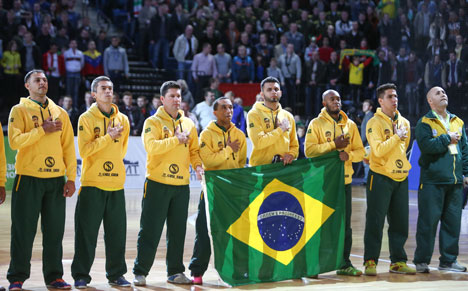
[416,110,468,185]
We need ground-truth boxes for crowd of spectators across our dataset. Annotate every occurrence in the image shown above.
[1,0,468,140]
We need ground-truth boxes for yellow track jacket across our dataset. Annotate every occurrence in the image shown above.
[0,122,6,187]
[8,97,76,181]
[366,108,411,181]
[78,103,130,189]
[200,121,247,170]
[142,106,202,185]
[305,108,365,184]
[247,102,299,166]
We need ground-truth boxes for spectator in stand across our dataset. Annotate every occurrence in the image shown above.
[214,43,232,83]
[255,33,274,67]
[325,51,342,91]
[149,3,171,69]
[447,11,462,49]
[405,51,424,118]
[297,122,306,159]
[36,22,52,54]
[325,24,339,50]
[20,31,42,73]
[61,95,79,134]
[21,11,37,36]
[57,10,76,41]
[95,30,110,54]
[180,100,199,133]
[120,92,144,136]
[413,3,431,54]
[170,3,188,40]
[285,22,305,55]
[176,79,195,110]
[232,45,255,84]
[376,49,393,86]
[136,0,156,61]
[103,36,129,93]
[454,35,468,62]
[235,32,254,58]
[318,36,334,63]
[277,43,301,108]
[424,54,446,92]
[76,28,91,52]
[348,21,364,49]
[149,95,162,116]
[83,40,104,90]
[113,92,121,108]
[137,96,150,119]
[304,36,319,63]
[396,14,412,52]
[1,40,22,109]
[79,91,94,114]
[54,27,69,51]
[225,91,246,134]
[314,11,331,37]
[274,34,288,60]
[361,99,374,183]
[192,43,218,103]
[445,51,465,110]
[173,25,198,92]
[336,10,352,38]
[200,25,220,52]
[193,90,216,131]
[427,38,448,62]
[42,42,65,102]
[225,19,240,56]
[266,57,284,86]
[428,14,447,50]
[63,39,84,108]
[305,51,325,118]
[208,78,223,98]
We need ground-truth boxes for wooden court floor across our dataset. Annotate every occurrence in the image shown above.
[1,185,468,290]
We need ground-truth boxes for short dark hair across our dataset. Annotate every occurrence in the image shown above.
[24,69,46,83]
[122,91,133,97]
[204,89,215,97]
[376,83,397,99]
[260,76,280,91]
[160,81,181,96]
[213,97,231,111]
[91,76,112,92]
[363,99,374,108]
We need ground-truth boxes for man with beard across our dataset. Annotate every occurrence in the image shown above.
[247,76,298,166]
[188,97,247,285]
[305,89,365,276]
[363,83,415,276]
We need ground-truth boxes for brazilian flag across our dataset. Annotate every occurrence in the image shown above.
[204,152,345,286]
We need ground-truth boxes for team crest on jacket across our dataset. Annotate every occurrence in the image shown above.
[264,117,271,129]
[325,131,332,142]
[163,126,169,138]
[32,115,39,128]
[94,127,101,138]
[218,141,223,149]
[384,128,391,140]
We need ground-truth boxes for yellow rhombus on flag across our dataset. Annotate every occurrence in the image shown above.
[226,178,335,265]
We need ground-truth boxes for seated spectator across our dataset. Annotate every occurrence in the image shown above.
[209,78,223,98]
[61,95,79,134]
[137,95,150,119]
[193,90,216,131]
[120,92,144,136]
[232,45,255,84]
[42,42,65,102]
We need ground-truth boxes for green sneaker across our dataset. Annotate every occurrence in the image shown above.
[364,260,377,276]
[389,262,416,274]
[336,266,363,276]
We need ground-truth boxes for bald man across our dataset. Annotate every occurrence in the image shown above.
[305,89,365,276]
[413,86,468,273]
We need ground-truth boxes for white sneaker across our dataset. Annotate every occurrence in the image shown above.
[133,275,146,286]
[167,273,192,284]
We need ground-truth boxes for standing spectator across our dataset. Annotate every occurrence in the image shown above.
[95,30,110,54]
[136,0,156,61]
[277,43,301,108]
[347,21,364,49]
[42,42,65,102]
[232,45,255,84]
[20,31,42,73]
[224,19,240,55]
[192,90,216,131]
[225,91,246,134]
[274,34,288,60]
[1,40,22,109]
[428,14,447,49]
[360,99,374,181]
[413,3,431,54]
[335,10,352,37]
[266,57,284,85]
[180,100,199,132]
[54,27,70,51]
[64,39,84,107]
[325,51,342,91]
[61,95,79,134]
[83,40,104,90]
[285,22,305,55]
[176,79,195,110]
[191,43,217,103]
[405,51,424,118]
[119,92,144,136]
[454,35,468,62]
[304,36,319,63]
[36,23,53,54]
[305,51,326,118]
[149,3,171,69]
[318,36,334,63]
[424,54,446,91]
[173,25,198,92]
[445,51,465,110]
[255,33,274,67]
[214,43,232,83]
[103,36,129,93]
